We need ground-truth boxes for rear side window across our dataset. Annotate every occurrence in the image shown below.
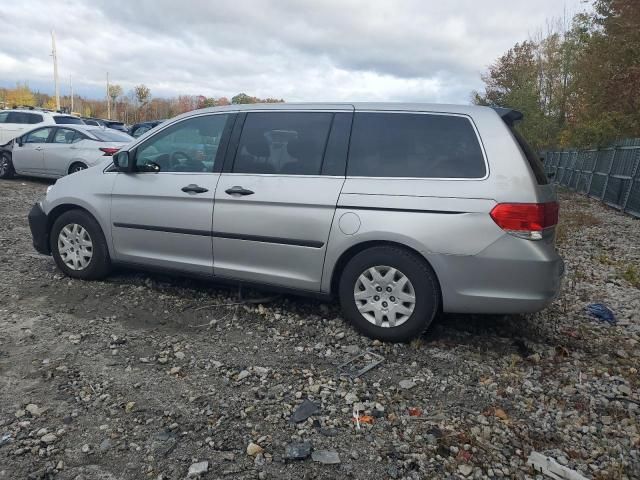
[0,112,9,123]
[509,126,548,185]
[7,112,43,124]
[54,116,84,125]
[233,112,333,175]
[347,113,486,178]
[91,129,133,142]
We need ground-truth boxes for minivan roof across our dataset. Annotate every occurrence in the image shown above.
[168,102,505,121]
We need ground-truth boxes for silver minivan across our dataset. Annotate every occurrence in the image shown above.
[27,103,564,342]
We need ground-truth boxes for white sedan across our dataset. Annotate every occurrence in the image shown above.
[0,125,133,179]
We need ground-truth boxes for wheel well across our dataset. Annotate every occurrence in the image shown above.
[47,204,95,233]
[329,240,442,300]
[68,161,87,174]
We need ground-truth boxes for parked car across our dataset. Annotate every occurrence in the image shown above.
[129,120,164,138]
[0,109,85,144]
[27,103,563,342]
[0,124,132,179]
[81,117,129,133]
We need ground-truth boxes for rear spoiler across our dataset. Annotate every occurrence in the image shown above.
[491,107,523,126]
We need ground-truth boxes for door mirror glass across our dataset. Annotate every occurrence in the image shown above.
[16,136,23,146]
[113,151,130,171]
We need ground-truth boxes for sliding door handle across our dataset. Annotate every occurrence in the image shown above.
[225,186,254,196]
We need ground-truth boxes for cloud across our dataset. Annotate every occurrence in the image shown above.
[0,0,588,103]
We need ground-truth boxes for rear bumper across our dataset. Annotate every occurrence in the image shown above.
[429,235,565,314]
[28,202,50,255]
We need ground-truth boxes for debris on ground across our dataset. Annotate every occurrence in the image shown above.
[290,398,320,423]
[337,350,384,379]
[285,441,313,460]
[585,302,617,325]
[187,460,209,478]
[527,451,589,480]
[311,450,341,464]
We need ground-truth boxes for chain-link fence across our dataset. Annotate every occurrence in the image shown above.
[543,141,640,218]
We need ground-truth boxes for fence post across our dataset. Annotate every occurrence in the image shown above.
[601,147,617,204]
[587,149,597,197]
[622,147,640,212]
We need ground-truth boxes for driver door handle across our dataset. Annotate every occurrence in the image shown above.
[35,146,44,151]
[181,184,209,194]
[225,186,254,196]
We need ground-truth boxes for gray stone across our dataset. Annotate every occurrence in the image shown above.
[458,464,473,477]
[399,379,416,390]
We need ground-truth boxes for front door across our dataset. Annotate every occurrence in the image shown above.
[12,127,54,173]
[110,113,234,275]
[212,110,350,291]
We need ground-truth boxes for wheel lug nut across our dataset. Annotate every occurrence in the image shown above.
[386,287,392,292]
[390,296,396,302]
[374,295,380,301]
[376,286,382,292]
[382,301,388,308]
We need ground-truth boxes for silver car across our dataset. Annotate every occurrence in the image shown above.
[0,125,133,179]
[27,103,564,342]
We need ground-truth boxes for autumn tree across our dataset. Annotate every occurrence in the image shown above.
[4,82,36,107]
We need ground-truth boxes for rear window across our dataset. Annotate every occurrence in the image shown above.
[54,116,84,125]
[347,113,486,178]
[90,129,133,142]
[7,112,43,124]
[509,126,549,185]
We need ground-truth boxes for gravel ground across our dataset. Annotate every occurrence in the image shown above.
[0,178,639,480]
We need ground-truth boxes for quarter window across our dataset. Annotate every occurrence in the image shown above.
[24,127,53,143]
[7,112,43,124]
[0,112,9,123]
[233,112,333,175]
[347,113,486,178]
[136,114,230,173]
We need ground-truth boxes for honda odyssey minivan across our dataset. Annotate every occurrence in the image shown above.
[28,103,564,342]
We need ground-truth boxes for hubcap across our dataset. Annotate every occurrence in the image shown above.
[58,223,93,271]
[354,265,416,328]
[71,164,86,173]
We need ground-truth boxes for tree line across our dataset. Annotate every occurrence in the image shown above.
[473,0,639,150]
[0,82,283,125]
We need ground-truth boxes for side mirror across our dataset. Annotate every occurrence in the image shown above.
[16,136,23,147]
[113,150,131,172]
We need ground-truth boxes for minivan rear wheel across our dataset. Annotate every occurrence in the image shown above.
[338,246,440,342]
[50,210,111,280]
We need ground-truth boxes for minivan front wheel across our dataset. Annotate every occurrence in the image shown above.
[338,246,440,342]
[50,210,111,280]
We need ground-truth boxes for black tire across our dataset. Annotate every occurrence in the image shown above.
[338,246,440,342]
[68,162,87,174]
[0,153,15,179]
[50,210,111,280]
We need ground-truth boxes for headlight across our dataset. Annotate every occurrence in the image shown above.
[46,185,54,195]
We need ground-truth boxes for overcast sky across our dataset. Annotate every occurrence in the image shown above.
[0,0,588,103]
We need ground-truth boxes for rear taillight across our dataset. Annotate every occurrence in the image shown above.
[99,147,120,156]
[490,202,559,240]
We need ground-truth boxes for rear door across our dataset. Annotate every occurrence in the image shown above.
[45,127,86,176]
[212,109,352,291]
[11,126,54,174]
[110,113,234,275]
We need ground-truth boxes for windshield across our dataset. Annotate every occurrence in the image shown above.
[90,129,133,142]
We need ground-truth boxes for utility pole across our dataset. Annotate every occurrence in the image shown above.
[69,75,74,113]
[106,72,110,119]
[51,30,60,111]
